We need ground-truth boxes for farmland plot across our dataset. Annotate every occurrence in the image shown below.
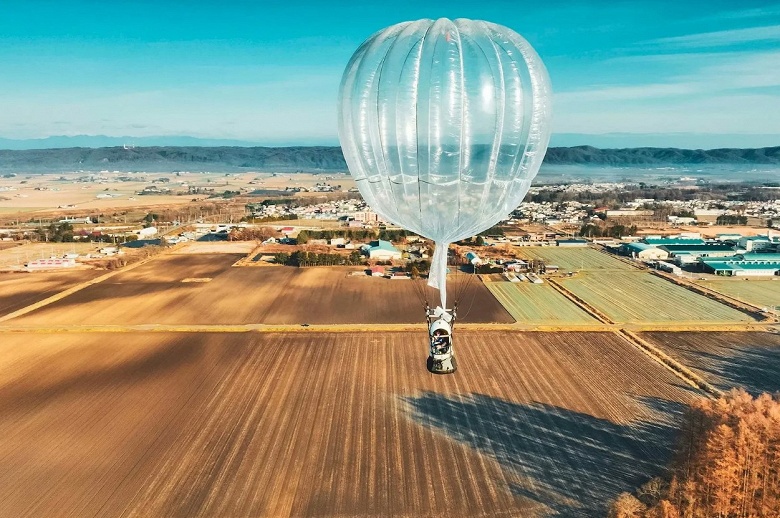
[696,279,780,310]
[0,270,101,317]
[0,331,697,518]
[0,242,103,268]
[560,271,754,323]
[517,247,634,271]
[641,331,780,394]
[10,257,513,325]
[484,281,595,325]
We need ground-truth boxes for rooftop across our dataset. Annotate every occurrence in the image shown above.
[624,242,654,252]
[644,237,706,246]
[368,240,399,252]
[741,252,780,262]
[704,261,780,271]
[659,244,735,253]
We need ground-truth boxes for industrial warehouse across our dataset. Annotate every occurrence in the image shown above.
[620,232,780,276]
[700,253,780,276]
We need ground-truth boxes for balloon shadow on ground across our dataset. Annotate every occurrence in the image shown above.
[402,392,686,517]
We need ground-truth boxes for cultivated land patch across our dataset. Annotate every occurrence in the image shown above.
[0,242,102,268]
[516,247,635,271]
[175,241,257,254]
[0,331,697,517]
[695,278,780,310]
[484,280,596,325]
[559,271,754,324]
[0,270,102,317]
[9,256,513,326]
[641,331,780,395]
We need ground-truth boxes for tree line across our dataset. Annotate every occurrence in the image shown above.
[32,222,138,244]
[580,223,639,238]
[295,228,410,244]
[716,215,749,225]
[525,183,780,206]
[273,250,364,267]
[609,389,780,518]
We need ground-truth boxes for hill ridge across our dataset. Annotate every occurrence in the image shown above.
[1,145,778,172]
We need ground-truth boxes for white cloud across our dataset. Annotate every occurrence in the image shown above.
[553,92,780,135]
[645,25,780,49]
[685,50,780,89]
[705,6,780,21]
[0,71,342,140]
[554,49,780,122]
[554,83,697,103]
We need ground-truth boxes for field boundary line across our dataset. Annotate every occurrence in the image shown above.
[231,242,264,267]
[617,329,721,398]
[4,321,772,333]
[0,249,174,324]
[648,270,768,322]
[546,278,615,324]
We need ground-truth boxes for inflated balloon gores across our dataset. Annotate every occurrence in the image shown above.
[338,18,551,309]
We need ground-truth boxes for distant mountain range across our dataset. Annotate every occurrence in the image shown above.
[1,133,778,150]
[0,145,778,173]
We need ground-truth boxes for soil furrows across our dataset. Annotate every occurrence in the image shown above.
[0,331,703,517]
[208,333,310,515]
[516,334,598,512]
[641,331,780,395]
[284,335,349,517]
[256,334,332,518]
[299,336,355,514]
[124,339,264,516]
[0,334,226,517]
[455,336,547,516]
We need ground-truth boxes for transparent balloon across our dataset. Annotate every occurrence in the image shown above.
[338,18,552,308]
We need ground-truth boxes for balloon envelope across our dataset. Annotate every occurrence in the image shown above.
[338,18,552,307]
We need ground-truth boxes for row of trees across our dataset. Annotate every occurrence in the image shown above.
[404,259,432,276]
[29,222,139,244]
[228,226,276,242]
[580,223,639,238]
[34,222,76,242]
[716,215,749,225]
[525,183,780,206]
[273,250,364,267]
[244,214,299,223]
[609,389,780,517]
[296,228,410,244]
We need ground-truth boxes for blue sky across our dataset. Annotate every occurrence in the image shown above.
[1,0,779,147]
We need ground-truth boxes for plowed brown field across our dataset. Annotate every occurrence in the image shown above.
[0,331,696,517]
[10,254,512,325]
[641,331,780,395]
[0,270,101,317]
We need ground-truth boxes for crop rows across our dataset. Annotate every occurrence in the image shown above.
[695,279,780,309]
[484,281,595,325]
[641,331,780,395]
[559,271,753,323]
[517,247,634,271]
[8,256,513,326]
[0,330,698,517]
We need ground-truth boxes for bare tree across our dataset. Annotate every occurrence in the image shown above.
[609,493,647,518]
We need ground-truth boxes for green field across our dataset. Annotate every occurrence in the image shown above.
[697,279,780,310]
[484,280,596,325]
[559,271,754,324]
[517,247,634,271]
